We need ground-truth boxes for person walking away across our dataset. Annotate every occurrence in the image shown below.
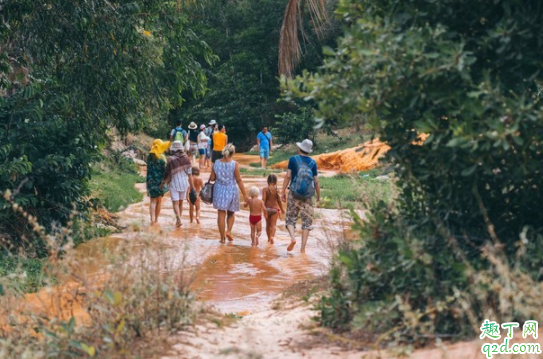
[262,173,284,244]
[209,143,249,243]
[281,139,321,253]
[189,166,204,224]
[187,122,199,164]
[198,124,210,169]
[245,186,268,246]
[146,139,170,225]
[205,120,216,165]
[212,124,228,164]
[256,126,273,168]
[160,141,194,228]
[170,121,188,147]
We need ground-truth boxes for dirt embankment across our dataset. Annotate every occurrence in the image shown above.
[271,139,390,173]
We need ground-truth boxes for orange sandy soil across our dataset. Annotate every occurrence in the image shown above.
[271,139,390,173]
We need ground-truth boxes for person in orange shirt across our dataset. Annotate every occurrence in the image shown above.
[212,124,228,163]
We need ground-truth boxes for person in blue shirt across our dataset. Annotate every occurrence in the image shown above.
[281,139,321,253]
[256,126,273,168]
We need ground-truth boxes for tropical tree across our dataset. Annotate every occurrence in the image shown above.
[0,1,213,249]
[279,0,328,77]
[175,0,336,149]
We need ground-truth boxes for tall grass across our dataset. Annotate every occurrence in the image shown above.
[319,172,396,210]
[89,166,144,213]
[0,196,196,359]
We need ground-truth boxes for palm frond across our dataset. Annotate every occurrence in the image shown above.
[279,0,328,77]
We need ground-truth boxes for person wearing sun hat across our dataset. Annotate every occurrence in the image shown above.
[187,121,199,164]
[146,139,171,225]
[281,139,321,253]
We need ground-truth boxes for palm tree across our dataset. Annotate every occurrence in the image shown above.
[279,0,328,77]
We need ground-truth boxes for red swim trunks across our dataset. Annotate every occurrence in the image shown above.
[249,214,262,225]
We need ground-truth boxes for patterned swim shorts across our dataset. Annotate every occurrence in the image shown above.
[285,191,314,230]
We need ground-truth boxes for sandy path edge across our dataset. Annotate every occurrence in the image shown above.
[159,294,502,359]
[161,299,366,359]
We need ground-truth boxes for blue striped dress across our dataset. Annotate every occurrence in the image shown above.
[212,161,240,212]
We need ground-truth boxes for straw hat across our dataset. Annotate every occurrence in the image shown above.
[188,122,197,129]
[296,139,314,153]
[171,140,184,152]
[149,139,170,156]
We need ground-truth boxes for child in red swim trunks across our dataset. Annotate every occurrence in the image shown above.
[245,186,268,246]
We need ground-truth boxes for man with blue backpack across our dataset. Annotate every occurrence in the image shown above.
[281,139,321,253]
[169,120,188,147]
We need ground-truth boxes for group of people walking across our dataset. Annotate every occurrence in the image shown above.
[146,120,321,253]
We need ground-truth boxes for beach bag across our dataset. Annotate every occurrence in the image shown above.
[200,181,214,205]
[291,155,315,200]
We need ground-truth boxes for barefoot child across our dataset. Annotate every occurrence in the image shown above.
[262,174,284,244]
[245,186,267,246]
[189,166,204,224]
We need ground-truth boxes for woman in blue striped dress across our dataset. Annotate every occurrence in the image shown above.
[210,143,249,243]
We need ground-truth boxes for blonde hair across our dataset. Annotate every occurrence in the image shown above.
[248,186,260,198]
[222,143,236,158]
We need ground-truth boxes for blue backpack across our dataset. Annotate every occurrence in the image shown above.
[291,155,316,200]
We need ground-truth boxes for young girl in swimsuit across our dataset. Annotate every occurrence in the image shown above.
[245,186,268,246]
[189,166,204,224]
[262,174,284,244]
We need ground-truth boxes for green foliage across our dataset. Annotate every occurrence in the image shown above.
[175,0,338,150]
[0,1,212,247]
[288,0,543,343]
[0,255,48,293]
[89,165,144,213]
[239,167,283,177]
[319,173,395,210]
[274,106,319,145]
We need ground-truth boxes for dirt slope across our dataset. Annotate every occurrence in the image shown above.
[271,139,390,173]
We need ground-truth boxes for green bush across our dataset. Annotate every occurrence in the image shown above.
[274,106,319,145]
[0,0,212,250]
[288,0,543,344]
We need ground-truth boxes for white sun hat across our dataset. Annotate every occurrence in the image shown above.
[296,139,314,153]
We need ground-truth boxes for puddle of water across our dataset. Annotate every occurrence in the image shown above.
[191,243,324,313]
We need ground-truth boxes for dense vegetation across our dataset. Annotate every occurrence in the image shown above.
[169,0,338,149]
[288,0,543,343]
[0,1,213,249]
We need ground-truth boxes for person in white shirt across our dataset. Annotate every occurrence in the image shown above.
[197,124,211,169]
